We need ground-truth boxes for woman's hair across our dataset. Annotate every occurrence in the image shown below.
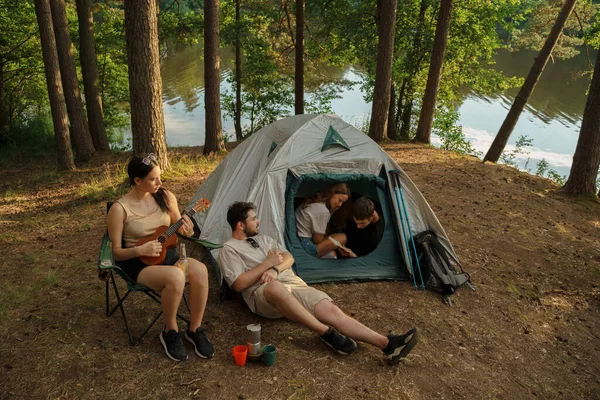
[301,183,351,210]
[127,155,170,212]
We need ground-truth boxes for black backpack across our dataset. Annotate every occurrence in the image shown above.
[413,230,472,305]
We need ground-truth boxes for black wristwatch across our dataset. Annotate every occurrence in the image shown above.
[269,266,280,276]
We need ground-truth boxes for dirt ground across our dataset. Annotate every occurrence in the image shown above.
[0,143,599,400]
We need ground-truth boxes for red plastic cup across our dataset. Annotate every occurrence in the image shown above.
[232,345,248,366]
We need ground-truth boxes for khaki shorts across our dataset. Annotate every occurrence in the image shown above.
[253,274,331,319]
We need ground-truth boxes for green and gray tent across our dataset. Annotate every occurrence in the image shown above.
[188,114,459,286]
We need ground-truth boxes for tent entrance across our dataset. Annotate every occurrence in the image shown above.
[284,172,410,284]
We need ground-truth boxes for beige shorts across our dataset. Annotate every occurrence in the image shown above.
[253,274,331,319]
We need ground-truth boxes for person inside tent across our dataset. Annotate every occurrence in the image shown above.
[106,154,214,362]
[217,201,420,365]
[295,183,355,258]
[343,196,385,257]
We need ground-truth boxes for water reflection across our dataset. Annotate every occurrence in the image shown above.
[159,41,595,177]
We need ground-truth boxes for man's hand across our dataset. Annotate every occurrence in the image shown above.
[265,250,283,266]
[260,268,278,284]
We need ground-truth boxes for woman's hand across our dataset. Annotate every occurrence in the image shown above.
[138,240,162,257]
[178,215,194,236]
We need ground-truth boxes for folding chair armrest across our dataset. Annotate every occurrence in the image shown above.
[176,232,223,249]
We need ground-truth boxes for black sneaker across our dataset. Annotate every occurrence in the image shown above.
[159,329,188,361]
[320,327,358,355]
[383,327,419,365]
[185,327,215,359]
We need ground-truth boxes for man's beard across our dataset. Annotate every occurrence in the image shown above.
[243,227,258,237]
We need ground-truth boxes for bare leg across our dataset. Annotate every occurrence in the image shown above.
[263,281,329,335]
[137,265,186,332]
[314,300,388,349]
[187,258,209,331]
[317,233,348,257]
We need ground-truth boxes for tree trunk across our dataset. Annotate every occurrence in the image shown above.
[49,0,95,162]
[484,0,577,163]
[234,0,242,141]
[387,82,397,139]
[399,98,413,140]
[34,0,75,171]
[203,0,225,154]
[295,0,304,115]
[368,0,397,142]
[0,58,7,144]
[75,0,109,152]
[124,0,169,169]
[414,0,453,144]
[561,48,600,195]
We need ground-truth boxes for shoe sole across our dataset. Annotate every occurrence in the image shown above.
[184,331,214,359]
[159,332,188,362]
[320,336,358,355]
[386,330,420,365]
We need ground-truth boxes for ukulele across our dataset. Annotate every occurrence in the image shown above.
[137,198,211,266]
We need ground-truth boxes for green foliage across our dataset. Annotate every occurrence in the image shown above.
[509,0,599,59]
[433,107,480,156]
[535,158,567,185]
[501,135,533,168]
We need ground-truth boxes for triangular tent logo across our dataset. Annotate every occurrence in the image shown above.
[321,125,350,152]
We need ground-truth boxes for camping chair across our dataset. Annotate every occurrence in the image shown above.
[97,202,192,346]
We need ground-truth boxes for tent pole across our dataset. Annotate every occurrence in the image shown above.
[389,170,417,289]
[392,170,425,289]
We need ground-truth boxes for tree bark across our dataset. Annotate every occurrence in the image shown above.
[203,0,225,154]
[124,0,169,169]
[75,0,109,152]
[387,82,397,139]
[561,48,600,195]
[414,0,453,144]
[484,0,577,163]
[34,0,75,171]
[0,58,7,144]
[295,0,304,115]
[234,0,242,141]
[368,0,397,142]
[49,0,95,162]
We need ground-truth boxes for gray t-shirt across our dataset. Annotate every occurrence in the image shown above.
[217,235,293,312]
[295,202,330,238]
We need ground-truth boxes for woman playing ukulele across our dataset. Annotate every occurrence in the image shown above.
[107,154,213,361]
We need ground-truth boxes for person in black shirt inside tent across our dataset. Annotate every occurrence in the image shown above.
[344,197,385,257]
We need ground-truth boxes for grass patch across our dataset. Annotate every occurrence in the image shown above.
[0,233,24,244]
[25,253,39,265]
[44,271,59,286]
[79,162,129,202]
[162,153,222,181]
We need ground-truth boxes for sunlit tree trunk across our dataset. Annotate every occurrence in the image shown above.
[76,0,109,152]
[124,0,169,169]
[368,0,397,142]
[234,0,242,141]
[203,0,225,154]
[50,0,95,162]
[34,0,75,171]
[295,0,304,115]
[484,0,577,163]
[414,0,453,144]
[561,48,600,196]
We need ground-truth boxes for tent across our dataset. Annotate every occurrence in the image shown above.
[188,114,459,286]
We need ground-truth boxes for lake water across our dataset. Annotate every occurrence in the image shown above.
[160,42,595,178]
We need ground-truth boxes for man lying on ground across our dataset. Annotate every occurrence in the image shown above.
[217,201,419,365]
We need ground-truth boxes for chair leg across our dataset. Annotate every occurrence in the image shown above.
[108,272,135,345]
